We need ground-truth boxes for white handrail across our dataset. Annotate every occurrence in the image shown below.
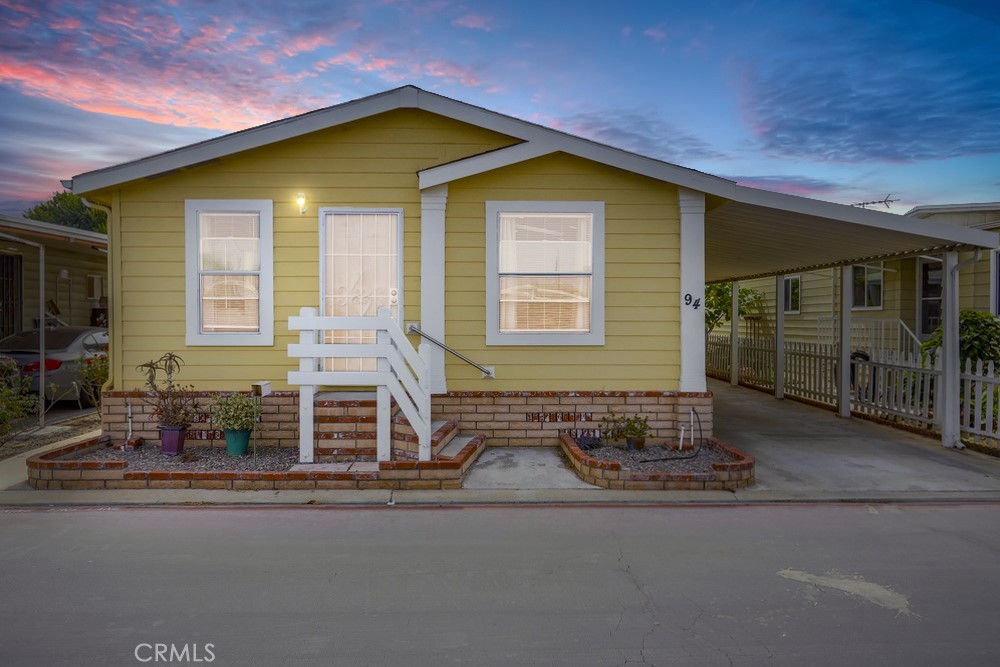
[288,306,432,463]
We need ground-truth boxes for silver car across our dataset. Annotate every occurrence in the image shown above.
[0,327,109,403]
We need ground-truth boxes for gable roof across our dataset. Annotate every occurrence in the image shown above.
[905,202,1000,218]
[67,85,997,282]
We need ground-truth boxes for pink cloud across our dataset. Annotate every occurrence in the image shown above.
[0,0,40,18]
[452,13,495,31]
[643,25,666,41]
[50,17,82,30]
[422,60,479,86]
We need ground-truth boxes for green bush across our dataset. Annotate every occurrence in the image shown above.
[211,392,264,431]
[0,376,40,448]
[79,353,109,408]
[921,310,1000,364]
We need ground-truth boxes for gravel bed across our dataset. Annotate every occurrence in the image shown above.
[64,444,302,472]
[579,444,734,474]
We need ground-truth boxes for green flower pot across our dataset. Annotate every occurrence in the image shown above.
[224,429,252,456]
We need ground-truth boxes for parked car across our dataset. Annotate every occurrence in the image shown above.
[0,326,109,403]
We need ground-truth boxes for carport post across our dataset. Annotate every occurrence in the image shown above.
[774,274,785,399]
[730,280,739,387]
[940,251,961,447]
[837,266,852,418]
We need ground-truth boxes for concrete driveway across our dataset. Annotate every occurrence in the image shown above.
[711,379,1000,497]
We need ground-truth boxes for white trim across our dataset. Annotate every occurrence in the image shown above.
[420,185,448,393]
[319,207,405,327]
[941,252,960,446]
[906,202,1000,218]
[419,141,559,190]
[184,199,273,346]
[0,213,107,248]
[485,200,605,346]
[678,188,706,393]
[838,267,852,418]
[774,274,785,399]
[782,274,801,314]
[916,256,943,338]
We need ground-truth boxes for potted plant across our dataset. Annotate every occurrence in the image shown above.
[136,353,201,456]
[601,413,651,451]
[211,392,264,456]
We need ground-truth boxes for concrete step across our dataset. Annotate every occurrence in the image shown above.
[437,434,475,459]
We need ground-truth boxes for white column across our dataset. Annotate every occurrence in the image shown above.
[678,188,706,393]
[940,251,962,447]
[730,280,740,387]
[296,307,318,463]
[838,267,852,417]
[420,184,448,394]
[775,274,785,399]
[376,327,392,462]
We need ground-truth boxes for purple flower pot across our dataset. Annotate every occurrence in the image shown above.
[159,425,188,456]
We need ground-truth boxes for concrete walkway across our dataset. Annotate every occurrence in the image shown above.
[3,381,1000,506]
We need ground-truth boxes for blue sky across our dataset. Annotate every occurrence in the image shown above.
[1,0,998,215]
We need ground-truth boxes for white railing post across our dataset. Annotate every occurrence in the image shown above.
[297,306,318,463]
[376,324,392,462]
[730,281,740,387]
[838,268,852,417]
[775,274,785,399]
[417,341,433,461]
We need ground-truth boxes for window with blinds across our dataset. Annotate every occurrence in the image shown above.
[498,213,592,333]
[321,210,401,371]
[184,200,273,346]
[198,212,261,333]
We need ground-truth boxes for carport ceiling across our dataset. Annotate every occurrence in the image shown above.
[704,195,998,283]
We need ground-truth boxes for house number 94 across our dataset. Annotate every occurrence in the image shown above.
[684,293,701,309]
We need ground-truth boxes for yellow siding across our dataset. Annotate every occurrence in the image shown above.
[95,109,518,390]
[445,153,681,391]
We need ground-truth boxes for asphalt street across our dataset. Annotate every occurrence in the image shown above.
[1,503,999,666]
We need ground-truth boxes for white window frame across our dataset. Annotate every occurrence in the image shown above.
[185,199,274,346]
[485,200,605,346]
[992,250,1000,317]
[318,207,405,325]
[86,274,103,301]
[782,275,801,315]
[851,262,884,311]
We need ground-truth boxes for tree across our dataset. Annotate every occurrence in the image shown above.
[704,282,764,335]
[23,191,107,233]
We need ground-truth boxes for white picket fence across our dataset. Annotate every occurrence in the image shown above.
[707,334,1000,451]
[288,306,432,463]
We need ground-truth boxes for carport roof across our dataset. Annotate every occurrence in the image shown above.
[704,191,998,283]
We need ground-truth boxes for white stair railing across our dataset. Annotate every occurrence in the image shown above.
[287,307,432,463]
[817,317,923,364]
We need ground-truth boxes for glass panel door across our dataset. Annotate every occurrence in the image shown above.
[322,211,400,371]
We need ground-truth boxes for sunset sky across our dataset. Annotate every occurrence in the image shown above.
[1,0,998,215]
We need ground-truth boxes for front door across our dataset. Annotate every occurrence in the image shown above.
[321,209,402,371]
[917,257,943,339]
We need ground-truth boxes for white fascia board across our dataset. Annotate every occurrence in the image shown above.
[726,185,1000,249]
[905,202,1000,218]
[418,142,559,190]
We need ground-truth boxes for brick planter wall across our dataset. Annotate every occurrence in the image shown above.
[559,434,754,490]
[27,434,486,491]
[432,391,713,447]
[102,389,714,452]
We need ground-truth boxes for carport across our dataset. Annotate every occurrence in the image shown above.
[686,186,999,449]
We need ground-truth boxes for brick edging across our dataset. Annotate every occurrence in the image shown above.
[27,435,486,491]
[558,434,755,490]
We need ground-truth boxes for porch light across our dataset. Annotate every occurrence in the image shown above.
[296,193,308,215]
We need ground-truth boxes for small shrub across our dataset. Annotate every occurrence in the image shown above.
[136,353,202,427]
[79,353,109,408]
[922,310,1000,364]
[0,376,39,447]
[211,392,264,432]
[600,413,651,441]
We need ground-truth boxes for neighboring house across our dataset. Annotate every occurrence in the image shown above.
[65,86,995,459]
[730,203,1000,358]
[0,213,108,338]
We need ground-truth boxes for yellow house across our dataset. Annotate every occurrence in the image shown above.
[66,86,996,461]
